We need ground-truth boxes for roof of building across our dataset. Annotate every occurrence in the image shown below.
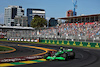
[27,8,45,11]
[59,14,100,20]
[0,26,34,30]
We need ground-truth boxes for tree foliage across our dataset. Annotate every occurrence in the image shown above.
[31,15,47,28]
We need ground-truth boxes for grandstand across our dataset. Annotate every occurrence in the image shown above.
[6,13,100,43]
[7,21,100,43]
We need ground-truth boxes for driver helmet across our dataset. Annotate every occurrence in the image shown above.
[60,47,63,51]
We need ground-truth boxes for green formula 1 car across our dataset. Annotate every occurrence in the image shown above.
[44,47,75,61]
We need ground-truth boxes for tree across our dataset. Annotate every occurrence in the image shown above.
[31,15,47,28]
[49,18,58,27]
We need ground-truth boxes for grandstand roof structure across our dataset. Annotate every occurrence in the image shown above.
[59,14,100,23]
[0,26,35,30]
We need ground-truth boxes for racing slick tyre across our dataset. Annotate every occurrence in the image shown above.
[69,51,75,59]
[62,53,68,61]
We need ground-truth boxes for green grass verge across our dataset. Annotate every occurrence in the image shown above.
[0,38,7,41]
[0,46,13,51]
[0,39,100,49]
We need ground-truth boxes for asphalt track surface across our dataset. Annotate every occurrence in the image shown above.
[0,41,100,67]
[0,41,45,59]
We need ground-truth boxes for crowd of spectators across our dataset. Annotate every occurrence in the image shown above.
[39,28,57,36]
[0,32,7,38]
[57,22,100,39]
[39,22,100,40]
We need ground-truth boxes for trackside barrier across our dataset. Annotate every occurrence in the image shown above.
[41,40,100,48]
[31,39,34,42]
[7,38,39,42]
[24,39,27,41]
[15,38,17,41]
[18,39,20,41]
[21,39,23,41]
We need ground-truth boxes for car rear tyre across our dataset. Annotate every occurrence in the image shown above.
[63,53,68,61]
[69,51,75,59]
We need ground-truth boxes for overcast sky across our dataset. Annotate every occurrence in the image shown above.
[0,0,100,24]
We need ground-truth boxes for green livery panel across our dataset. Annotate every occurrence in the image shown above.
[46,56,65,60]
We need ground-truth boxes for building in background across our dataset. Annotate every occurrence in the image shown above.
[14,16,28,27]
[66,10,77,17]
[59,14,100,23]
[4,6,24,26]
[49,18,58,27]
[0,24,4,26]
[27,8,45,27]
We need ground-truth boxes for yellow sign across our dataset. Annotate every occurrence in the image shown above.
[73,41,76,46]
[48,40,51,43]
[87,43,91,47]
[67,41,70,45]
[52,40,55,44]
[45,40,47,43]
[62,41,64,44]
[57,40,59,44]
[95,43,99,48]
[79,42,83,46]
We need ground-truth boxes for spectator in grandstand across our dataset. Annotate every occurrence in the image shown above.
[39,21,100,40]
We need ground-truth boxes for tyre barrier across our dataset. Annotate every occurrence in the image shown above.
[41,39,100,48]
[7,38,39,42]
